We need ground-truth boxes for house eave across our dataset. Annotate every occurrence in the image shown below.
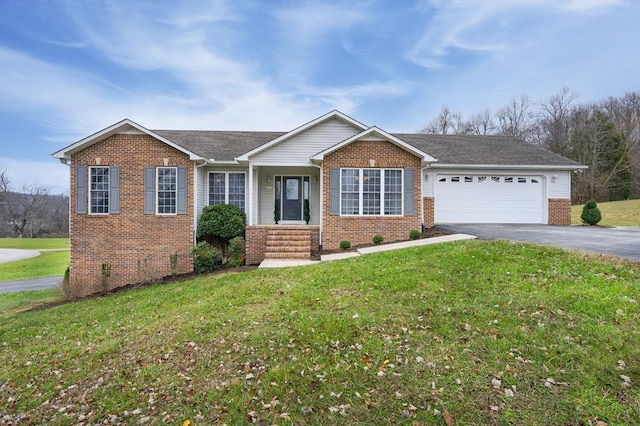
[50,118,206,161]
[426,163,588,171]
[311,126,437,163]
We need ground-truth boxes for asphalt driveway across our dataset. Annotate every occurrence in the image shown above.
[437,224,640,261]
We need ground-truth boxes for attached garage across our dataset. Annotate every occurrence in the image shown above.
[434,174,545,223]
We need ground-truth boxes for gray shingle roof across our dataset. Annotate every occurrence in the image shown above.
[394,133,583,167]
[152,129,581,167]
[153,130,285,161]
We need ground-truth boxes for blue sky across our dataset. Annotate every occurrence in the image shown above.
[0,0,638,194]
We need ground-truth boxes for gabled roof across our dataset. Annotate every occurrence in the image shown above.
[152,130,284,162]
[51,119,205,161]
[396,133,586,168]
[311,127,438,163]
[235,110,367,161]
[51,112,586,170]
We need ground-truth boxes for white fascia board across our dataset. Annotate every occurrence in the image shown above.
[311,126,437,163]
[50,118,205,161]
[236,109,368,161]
[209,160,239,165]
[427,163,588,171]
[248,161,315,167]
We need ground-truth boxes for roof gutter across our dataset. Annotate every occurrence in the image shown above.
[427,163,588,171]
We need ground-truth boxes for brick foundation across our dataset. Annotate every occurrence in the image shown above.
[69,134,194,297]
[548,198,571,225]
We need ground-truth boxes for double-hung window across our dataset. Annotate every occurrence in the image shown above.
[144,166,187,215]
[208,172,246,211]
[340,168,403,216]
[89,166,110,214]
[157,167,177,214]
[76,165,119,215]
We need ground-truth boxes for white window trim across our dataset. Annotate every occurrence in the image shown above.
[88,166,110,215]
[156,167,177,215]
[207,171,247,211]
[339,168,403,216]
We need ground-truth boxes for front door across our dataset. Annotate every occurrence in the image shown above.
[282,177,302,221]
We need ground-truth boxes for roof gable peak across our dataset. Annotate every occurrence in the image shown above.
[51,119,204,161]
[236,110,367,161]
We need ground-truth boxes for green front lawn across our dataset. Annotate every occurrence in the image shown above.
[1,240,638,425]
[572,199,640,227]
[0,238,69,250]
[0,251,69,282]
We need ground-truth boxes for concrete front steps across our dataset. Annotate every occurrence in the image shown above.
[264,228,312,260]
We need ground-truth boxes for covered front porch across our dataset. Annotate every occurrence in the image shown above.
[244,166,322,264]
[247,166,321,227]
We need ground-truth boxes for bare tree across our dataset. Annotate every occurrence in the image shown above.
[496,95,534,141]
[421,106,469,134]
[534,87,579,155]
[467,109,496,135]
[0,168,56,238]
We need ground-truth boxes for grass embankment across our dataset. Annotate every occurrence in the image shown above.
[0,251,69,282]
[0,238,69,282]
[572,199,640,227]
[1,240,639,425]
[0,238,69,250]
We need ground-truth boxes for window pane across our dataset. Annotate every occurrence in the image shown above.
[158,168,177,214]
[209,173,226,206]
[384,169,402,215]
[362,169,380,215]
[285,178,299,200]
[341,169,359,215]
[90,167,109,214]
[228,173,245,211]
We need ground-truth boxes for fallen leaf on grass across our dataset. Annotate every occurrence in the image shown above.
[444,409,455,425]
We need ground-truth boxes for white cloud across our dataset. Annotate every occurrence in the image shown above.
[406,0,628,69]
[273,2,369,47]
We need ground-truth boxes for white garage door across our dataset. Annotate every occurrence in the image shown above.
[434,175,544,223]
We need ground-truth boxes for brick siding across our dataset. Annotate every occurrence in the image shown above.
[245,226,269,265]
[322,140,422,250]
[423,197,435,228]
[69,134,194,296]
[548,198,571,225]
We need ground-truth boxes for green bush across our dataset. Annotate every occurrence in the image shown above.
[191,241,222,273]
[409,229,422,240]
[197,204,246,249]
[581,199,602,225]
[228,236,246,267]
[373,234,384,244]
[339,240,351,250]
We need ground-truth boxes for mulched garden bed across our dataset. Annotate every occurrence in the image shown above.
[319,226,452,255]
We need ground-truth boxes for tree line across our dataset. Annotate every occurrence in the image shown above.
[421,88,639,204]
[0,168,69,238]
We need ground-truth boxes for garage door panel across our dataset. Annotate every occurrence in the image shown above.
[434,175,543,224]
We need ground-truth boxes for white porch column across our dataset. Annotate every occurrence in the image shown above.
[248,162,254,225]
